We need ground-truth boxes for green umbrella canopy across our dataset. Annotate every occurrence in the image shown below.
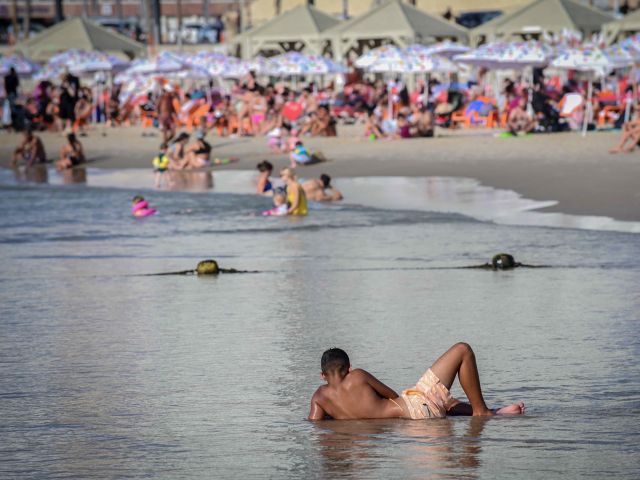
[603,9,640,43]
[472,0,614,43]
[16,17,145,62]
[321,0,468,44]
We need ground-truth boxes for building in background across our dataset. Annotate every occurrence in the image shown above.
[0,0,631,46]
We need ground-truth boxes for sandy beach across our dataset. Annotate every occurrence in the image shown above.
[2,126,639,222]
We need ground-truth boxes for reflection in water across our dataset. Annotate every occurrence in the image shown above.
[12,165,49,184]
[167,170,213,191]
[313,417,487,479]
[60,167,87,185]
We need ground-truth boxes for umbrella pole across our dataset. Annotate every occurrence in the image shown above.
[582,78,593,137]
[387,76,393,120]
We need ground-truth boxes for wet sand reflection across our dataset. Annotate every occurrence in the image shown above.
[12,165,49,184]
[166,171,213,191]
[313,417,488,478]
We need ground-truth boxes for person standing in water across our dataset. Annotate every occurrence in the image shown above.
[309,343,525,420]
[280,167,308,216]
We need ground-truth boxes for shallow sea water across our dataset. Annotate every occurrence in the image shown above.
[0,168,639,479]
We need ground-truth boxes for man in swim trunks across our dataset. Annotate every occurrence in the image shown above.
[302,174,343,202]
[309,343,525,421]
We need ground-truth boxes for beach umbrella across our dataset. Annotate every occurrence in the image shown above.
[453,42,508,69]
[356,46,411,118]
[47,49,126,72]
[492,41,553,70]
[550,46,614,74]
[604,45,635,69]
[0,54,40,76]
[267,52,334,76]
[408,41,470,58]
[124,56,185,76]
[355,45,409,71]
[247,55,276,75]
[551,46,616,136]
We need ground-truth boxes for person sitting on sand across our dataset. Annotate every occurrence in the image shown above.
[308,343,525,421]
[290,140,312,167]
[12,128,46,167]
[280,167,308,216]
[609,114,640,154]
[395,113,411,139]
[56,132,85,171]
[182,131,212,169]
[410,105,434,138]
[363,110,384,139]
[302,174,343,202]
[167,132,190,169]
[507,97,536,136]
[256,160,274,195]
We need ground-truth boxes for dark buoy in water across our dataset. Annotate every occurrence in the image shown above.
[196,259,220,275]
[492,253,517,270]
[147,259,248,276]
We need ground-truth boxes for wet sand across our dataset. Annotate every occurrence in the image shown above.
[2,125,639,222]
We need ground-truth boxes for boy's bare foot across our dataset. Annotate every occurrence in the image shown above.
[609,148,621,154]
[494,402,525,415]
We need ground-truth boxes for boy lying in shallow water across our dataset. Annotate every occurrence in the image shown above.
[309,343,524,421]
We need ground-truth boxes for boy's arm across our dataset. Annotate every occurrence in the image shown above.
[308,390,327,421]
[356,369,399,399]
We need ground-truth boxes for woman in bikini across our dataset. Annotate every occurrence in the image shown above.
[183,132,212,169]
[56,132,85,171]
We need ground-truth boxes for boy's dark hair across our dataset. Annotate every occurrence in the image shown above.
[320,174,331,188]
[321,348,350,374]
[159,142,168,150]
[132,195,144,203]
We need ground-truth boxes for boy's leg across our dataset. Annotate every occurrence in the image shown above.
[429,343,492,416]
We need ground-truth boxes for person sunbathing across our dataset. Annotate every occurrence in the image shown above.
[309,343,525,421]
[609,115,640,153]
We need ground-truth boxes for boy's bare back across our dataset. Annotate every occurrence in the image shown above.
[309,369,405,420]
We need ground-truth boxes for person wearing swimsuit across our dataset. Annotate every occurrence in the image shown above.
[56,132,85,171]
[183,131,212,169]
[280,167,308,216]
[256,160,274,194]
[309,344,525,421]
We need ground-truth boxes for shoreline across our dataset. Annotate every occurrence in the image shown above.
[2,125,639,222]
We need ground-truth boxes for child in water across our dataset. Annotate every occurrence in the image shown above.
[262,190,288,216]
[132,195,157,218]
[152,143,169,188]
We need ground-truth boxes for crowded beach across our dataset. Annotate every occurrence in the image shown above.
[4,36,640,221]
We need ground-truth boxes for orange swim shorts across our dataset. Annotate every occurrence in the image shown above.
[400,368,459,419]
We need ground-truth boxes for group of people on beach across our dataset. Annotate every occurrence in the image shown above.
[8,57,640,164]
[256,160,342,217]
